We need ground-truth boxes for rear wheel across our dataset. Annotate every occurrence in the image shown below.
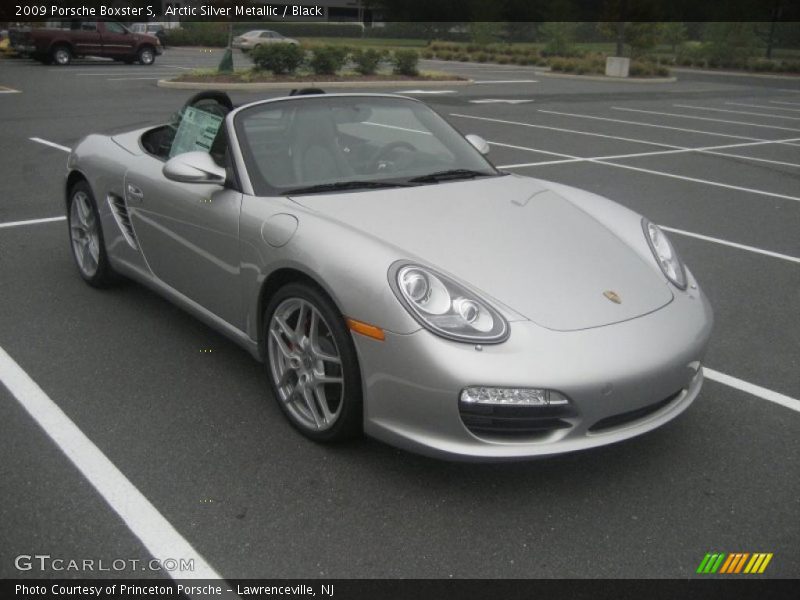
[67,181,117,287]
[264,283,363,442]
[51,45,71,66]
[138,46,155,65]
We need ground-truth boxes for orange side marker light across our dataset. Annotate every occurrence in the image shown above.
[346,318,385,341]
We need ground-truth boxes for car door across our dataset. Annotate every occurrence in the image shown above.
[99,20,135,58]
[71,20,102,56]
[125,105,244,328]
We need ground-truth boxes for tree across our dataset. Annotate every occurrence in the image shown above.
[539,22,578,56]
[660,22,688,54]
[703,22,757,67]
[625,22,661,57]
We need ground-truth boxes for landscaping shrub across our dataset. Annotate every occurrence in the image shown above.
[475,52,488,63]
[549,56,605,76]
[392,50,419,76]
[421,50,434,59]
[309,45,349,75]
[749,58,779,72]
[165,23,228,47]
[250,43,305,75]
[351,48,385,75]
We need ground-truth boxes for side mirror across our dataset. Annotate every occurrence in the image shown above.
[163,151,226,185]
[465,134,490,155]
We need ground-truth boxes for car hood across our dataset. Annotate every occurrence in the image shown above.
[290,175,673,331]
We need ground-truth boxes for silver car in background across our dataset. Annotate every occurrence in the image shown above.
[65,91,713,460]
[232,30,299,52]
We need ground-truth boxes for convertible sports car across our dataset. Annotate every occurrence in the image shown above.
[65,90,713,460]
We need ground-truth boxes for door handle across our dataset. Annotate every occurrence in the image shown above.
[126,183,144,202]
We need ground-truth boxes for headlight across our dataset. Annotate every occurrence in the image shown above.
[642,219,687,289]
[390,263,509,343]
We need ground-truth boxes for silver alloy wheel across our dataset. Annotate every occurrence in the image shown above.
[69,191,100,277]
[268,298,344,432]
[140,49,154,65]
[54,47,70,65]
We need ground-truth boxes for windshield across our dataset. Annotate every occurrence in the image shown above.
[234,96,499,196]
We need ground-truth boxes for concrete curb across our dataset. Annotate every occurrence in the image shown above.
[671,67,800,81]
[158,78,473,90]
[537,71,677,84]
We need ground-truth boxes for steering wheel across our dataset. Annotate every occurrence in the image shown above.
[369,141,417,172]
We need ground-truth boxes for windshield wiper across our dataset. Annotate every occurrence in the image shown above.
[286,180,410,195]
[408,169,494,184]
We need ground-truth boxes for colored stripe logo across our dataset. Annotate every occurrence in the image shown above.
[697,552,773,574]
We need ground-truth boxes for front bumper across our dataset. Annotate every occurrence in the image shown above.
[353,278,713,460]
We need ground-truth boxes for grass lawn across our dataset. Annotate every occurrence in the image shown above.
[173,67,465,84]
[298,37,428,49]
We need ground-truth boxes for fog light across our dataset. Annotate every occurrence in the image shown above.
[460,387,570,406]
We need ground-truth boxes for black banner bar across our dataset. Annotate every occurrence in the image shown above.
[2,0,800,22]
[2,579,799,600]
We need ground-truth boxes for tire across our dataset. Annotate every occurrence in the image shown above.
[51,45,71,66]
[67,180,117,288]
[264,282,363,442]
[137,46,155,65]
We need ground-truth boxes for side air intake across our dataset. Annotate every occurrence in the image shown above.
[107,193,138,250]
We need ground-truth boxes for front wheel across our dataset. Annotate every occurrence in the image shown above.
[264,283,363,442]
[138,46,155,65]
[51,45,71,66]
[67,181,117,287]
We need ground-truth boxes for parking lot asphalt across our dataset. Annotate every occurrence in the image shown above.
[0,48,798,580]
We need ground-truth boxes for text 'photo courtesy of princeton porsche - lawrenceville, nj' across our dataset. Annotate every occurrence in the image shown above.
[0,0,798,598]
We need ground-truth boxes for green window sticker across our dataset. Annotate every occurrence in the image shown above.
[169,106,224,158]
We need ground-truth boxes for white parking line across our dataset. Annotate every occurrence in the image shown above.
[451,113,683,149]
[584,160,800,203]
[612,106,800,134]
[660,226,800,264]
[471,99,533,104]
[77,71,181,76]
[770,100,800,107]
[483,132,800,203]
[488,141,577,159]
[727,102,800,113]
[704,368,800,414]
[674,103,800,122]
[538,109,768,142]
[472,80,539,84]
[0,346,224,580]
[107,77,168,81]
[29,137,71,153]
[364,121,432,135]
[396,90,456,95]
[494,136,800,170]
[0,216,66,229]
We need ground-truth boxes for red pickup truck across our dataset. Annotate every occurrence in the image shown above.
[17,18,162,66]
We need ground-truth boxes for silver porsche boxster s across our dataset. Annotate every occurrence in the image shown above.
[65,90,713,460]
